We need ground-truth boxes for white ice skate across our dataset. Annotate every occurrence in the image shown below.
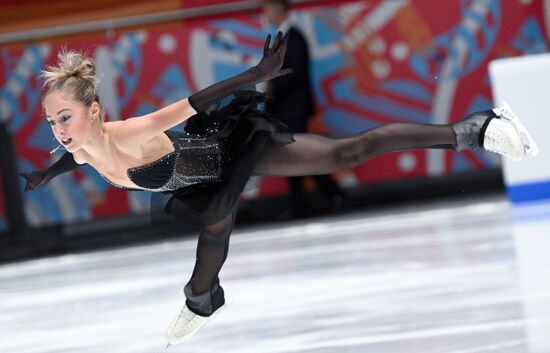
[483,101,539,161]
[492,101,539,157]
[165,302,229,345]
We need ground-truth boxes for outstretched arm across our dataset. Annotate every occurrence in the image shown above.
[114,32,291,146]
[188,31,291,112]
[19,152,81,191]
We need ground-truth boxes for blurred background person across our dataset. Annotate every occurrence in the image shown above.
[262,0,347,219]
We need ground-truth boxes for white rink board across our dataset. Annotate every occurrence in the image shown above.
[489,53,550,202]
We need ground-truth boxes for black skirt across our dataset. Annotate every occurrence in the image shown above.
[151,90,294,225]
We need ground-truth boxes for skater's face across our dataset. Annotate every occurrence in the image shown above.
[43,90,100,153]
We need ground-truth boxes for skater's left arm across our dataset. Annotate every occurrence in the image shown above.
[188,31,291,113]
[115,32,291,145]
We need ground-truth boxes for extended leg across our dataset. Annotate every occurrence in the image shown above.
[254,122,457,176]
[254,105,535,176]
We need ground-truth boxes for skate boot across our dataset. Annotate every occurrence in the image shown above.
[492,101,539,158]
[452,101,538,161]
[165,284,227,344]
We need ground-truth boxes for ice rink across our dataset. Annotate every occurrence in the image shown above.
[1,194,550,353]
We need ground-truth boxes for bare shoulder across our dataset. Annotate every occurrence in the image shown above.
[108,119,142,155]
[107,120,125,134]
[108,119,167,158]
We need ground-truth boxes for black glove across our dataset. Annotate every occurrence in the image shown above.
[19,170,50,192]
[188,31,292,113]
[19,152,80,191]
[255,31,293,82]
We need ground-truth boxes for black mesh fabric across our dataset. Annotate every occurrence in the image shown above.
[150,90,293,226]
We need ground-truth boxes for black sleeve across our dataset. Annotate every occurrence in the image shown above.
[19,152,81,192]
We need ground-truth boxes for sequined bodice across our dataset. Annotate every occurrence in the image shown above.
[102,131,224,192]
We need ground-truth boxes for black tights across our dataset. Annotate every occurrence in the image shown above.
[188,208,237,295]
[253,123,456,176]
[187,122,457,308]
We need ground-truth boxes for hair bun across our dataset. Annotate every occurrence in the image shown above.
[41,49,98,88]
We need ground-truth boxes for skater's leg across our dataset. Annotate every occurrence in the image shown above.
[254,122,457,176]
[185,209,237,316]
[254,105,535,176]
[165,210,237,344]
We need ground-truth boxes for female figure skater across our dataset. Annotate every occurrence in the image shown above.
[20,32,537,344]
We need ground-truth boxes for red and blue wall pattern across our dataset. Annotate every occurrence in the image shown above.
[1,0,549,227]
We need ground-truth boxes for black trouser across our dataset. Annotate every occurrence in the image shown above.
[287,174,344,217]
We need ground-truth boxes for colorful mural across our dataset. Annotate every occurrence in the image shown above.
[1,0,549,227]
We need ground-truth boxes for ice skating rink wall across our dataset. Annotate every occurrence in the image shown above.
[1,0,550,227]
[490,53,550,204]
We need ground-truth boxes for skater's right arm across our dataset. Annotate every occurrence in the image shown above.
[19,152,82,191]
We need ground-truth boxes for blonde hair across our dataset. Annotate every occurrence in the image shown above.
[41,49,105,121]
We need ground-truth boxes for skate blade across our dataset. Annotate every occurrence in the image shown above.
[495,100,540,157]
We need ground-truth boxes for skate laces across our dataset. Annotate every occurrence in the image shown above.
[172,306,203,334]
[483,125,512,155]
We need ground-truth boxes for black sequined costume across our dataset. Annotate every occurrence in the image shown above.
[123,91,293,225]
